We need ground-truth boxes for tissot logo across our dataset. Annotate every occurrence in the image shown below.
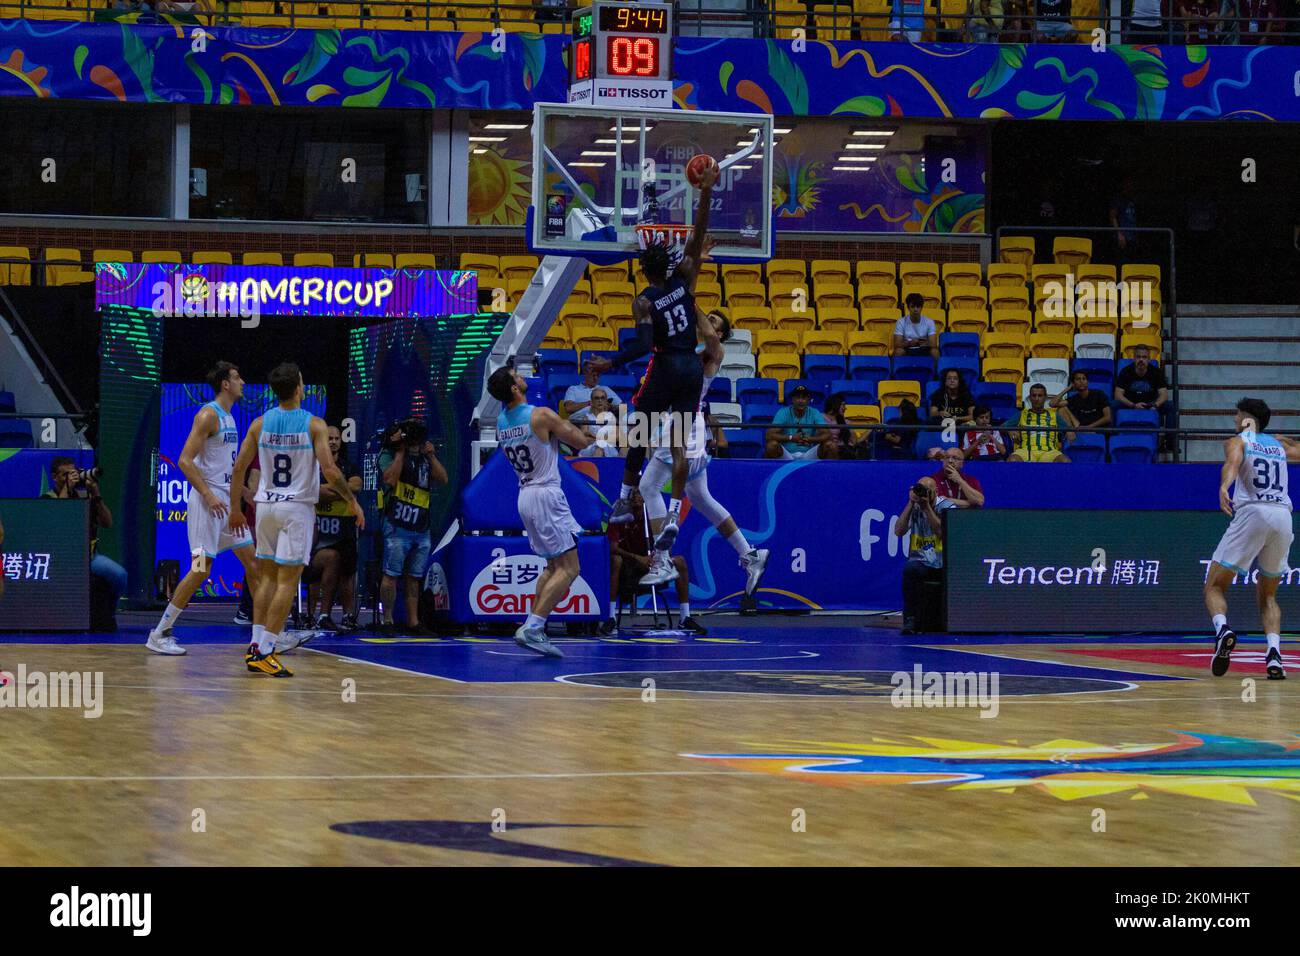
[597,86,668,99]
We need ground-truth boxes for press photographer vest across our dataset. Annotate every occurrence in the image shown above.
[384,452,433,533]
[315,458,359,547]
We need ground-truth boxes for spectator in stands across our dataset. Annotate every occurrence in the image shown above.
[1179,0,1219,40]
[562,365,620,423]
[962,406,1009,460]
[893,293,940,361]
[971,0,1005,41]
[1001,0,1031,39]
[876,398,921,460]
[930,446,985,507]
[1114,345,1169,414]
[605,489,706,635]
[1035,0,1074,39]
[825,393,866,459]
[1109,175,1142,263]
[1008,384,1072,463]
[1237,0,1284,42]
[895,475,957,634]
[1053,370,1112,433]
[43,457,127,630]
[1126,0,1165,40]
[929,369,974,425]
[578,387,621,458]
[766,385,837,460]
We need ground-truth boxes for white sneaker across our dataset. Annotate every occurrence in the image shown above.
[742,548,770,597]
[638,552,679,587]
[146,629,186,656]
[275,630,321,654]
[653,519,679,551]
[514,624,564,658]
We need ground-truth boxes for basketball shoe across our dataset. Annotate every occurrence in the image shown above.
[245,644,293,677]
[639,552,679,586]
[1266,647,1287,680]
[514,623,564,659]
[145,627,186,656]
[742,548,769,597]
[1211,624,1236,676]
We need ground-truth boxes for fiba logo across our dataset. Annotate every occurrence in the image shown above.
[179,274,209,305]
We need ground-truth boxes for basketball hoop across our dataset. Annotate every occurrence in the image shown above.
[635,223,693,274]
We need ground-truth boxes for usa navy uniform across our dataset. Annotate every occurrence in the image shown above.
[497,403,582,559]
[632,276,705,417]
[187,401,252,558]
[649,371,712,483]
[1212,431,1294,577]
[254,407,321,566]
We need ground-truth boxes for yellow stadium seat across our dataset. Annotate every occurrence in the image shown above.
[1029,332,1073,359]
[731,306,774,332]
[507,277,531,303]
[982,330,1029,359]
[813,2,852,38]
[541,327,570,350]
[814,283,855,310]
[291,252,331,267]
[695,280,723,311]
[860,307,902,336]
[999,236,1036,265]
[759,354,801,383]
[941,263,982,287]
[853,0,891,40]
[899,261,940,286]
[352,253,392,268]
[1031,262,1073,289]
[0,247,31,286]
[774,307,817,333]
[395,253,438,269]
[877,380,922,408]
[567,279,593,304]
[726,283,768,307]
[696,260,719,284]
[1034,283,1075,316]
[982,357,1025,390]
[1076,313,1119,336]
[847,328,893,356]
[929,311,948,334]
[589,262,629,283]
[722,263,764,287]
[594,281,635,307]
[93,248,133,264]
[571,324,616,352]
[946,285,987,311]
[192,251,233,265]
[141,250,182,265]
[600,303,634,329]
[855,260,896,286]
[987,263,1028,288]
[499,255,539,281]
[946,309,989,334]
[496,20,540,33]
[843,403,882,431]
[560,301,602,325]
[802,330,846,355]
[857,283,899,310]
[44,248,89,287]
[754,329,801,355]
[1053,236,1093,266]
[991,309,1033,335]
[818,307,860,332]
[810,259,852,285]
[769,281,809,311]
[1075,263,1117,285]
[901,284,943,312]
[766,258,807,284]
[1033,311,1076,335]
[1121,263,1162,289]
[1120,311,1160,336]
[460,252,499,274]
[989,285,1030,311]
[1120,329,1162,358]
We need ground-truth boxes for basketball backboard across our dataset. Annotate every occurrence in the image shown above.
[530,103,773,262]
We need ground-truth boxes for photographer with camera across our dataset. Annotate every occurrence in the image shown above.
[893,475,957,635]
[378,418,448,634]
[42,457,127,630]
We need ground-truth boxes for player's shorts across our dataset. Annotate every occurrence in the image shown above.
[777,444,824,461]
[1212,504,1294,577]
[187,487,252,559]
[1017,446,1068,463]
[254,500,317,567]
[382,524,431,578]
[649,447,710,482]
[518,482,582,559]
[632,351,704,417]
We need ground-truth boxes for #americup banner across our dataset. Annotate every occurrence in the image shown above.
[94,262,477,317]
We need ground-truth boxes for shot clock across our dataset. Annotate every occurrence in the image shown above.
[568,1,674,107]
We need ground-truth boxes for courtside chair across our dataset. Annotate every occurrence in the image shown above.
[818,307,860,332]
[293,252,333,267]
[141,250,182,265]
[1053,236,1093,266]
[941,263,982,287]
[395,253,438,269]
[0,247,31,286]
[854,260,896,286]
[810,259,852,286]
[999,236,1036,265]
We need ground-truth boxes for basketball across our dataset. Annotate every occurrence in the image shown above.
[686,153,718,187]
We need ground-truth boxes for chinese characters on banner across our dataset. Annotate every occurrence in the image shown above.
[3,553,53,581]
[1111,560,1161,585]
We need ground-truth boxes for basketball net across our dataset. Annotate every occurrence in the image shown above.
[635,223,693,276]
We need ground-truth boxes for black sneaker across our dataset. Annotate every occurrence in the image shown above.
[233,608,252,625]
[338,615,361,632]
[1266,647,1287,680]
[1211,625,1236,676]
[598,618,617,636]
[680,615,708,635]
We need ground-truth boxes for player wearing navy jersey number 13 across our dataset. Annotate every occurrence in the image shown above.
[1204,397,1299,680]
[585,159,720,555]
[489,366,594,659]
[228,362,364,677]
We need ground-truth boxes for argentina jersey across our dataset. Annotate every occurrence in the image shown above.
[496,403,561,488]
[197,401,239,492]
[1235,432,1292,511]
[257,407,320,504]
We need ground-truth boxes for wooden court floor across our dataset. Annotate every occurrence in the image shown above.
[0,623,1297,867]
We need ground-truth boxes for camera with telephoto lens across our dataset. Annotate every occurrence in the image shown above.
[382,418,428,450]
[76,466,102,485]
[912,482,932,499]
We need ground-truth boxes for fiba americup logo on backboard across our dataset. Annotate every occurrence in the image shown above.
[471,554,596,615]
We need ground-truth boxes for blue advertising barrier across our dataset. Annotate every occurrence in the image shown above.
[0,448,95,498]
[449,533,610,623]
[459,457,1297,613]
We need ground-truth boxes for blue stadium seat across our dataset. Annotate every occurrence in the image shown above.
[1109,433,1156,463]
[882,405,901,424]
[547,374,580,409]
[803,354,846,387]
[627,355,650,382]
[915,428,957,459]
[536,348,578,378]
[0,422,33,448]
[1115,408,1159,429]
[783,378,827,403]
[727,428,766,459]
[973,381,1017,408]
[525,377,547,407]
[1064,433,1107,463]
[847,356,891,387]
[939,332,980,358]
[617,327,639,351]
[892,355,935,383]
[745,404,782,426]
[735,377,779,405]
[826,379,876,406]
[600,374,636,400]
[0,391,14,413]
[988,403,1018,426]
[1072,358,1114,393]
[706,377,733,404]
[938,358,980,387]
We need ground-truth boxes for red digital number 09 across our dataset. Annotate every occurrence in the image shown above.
[608,36,657,76]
